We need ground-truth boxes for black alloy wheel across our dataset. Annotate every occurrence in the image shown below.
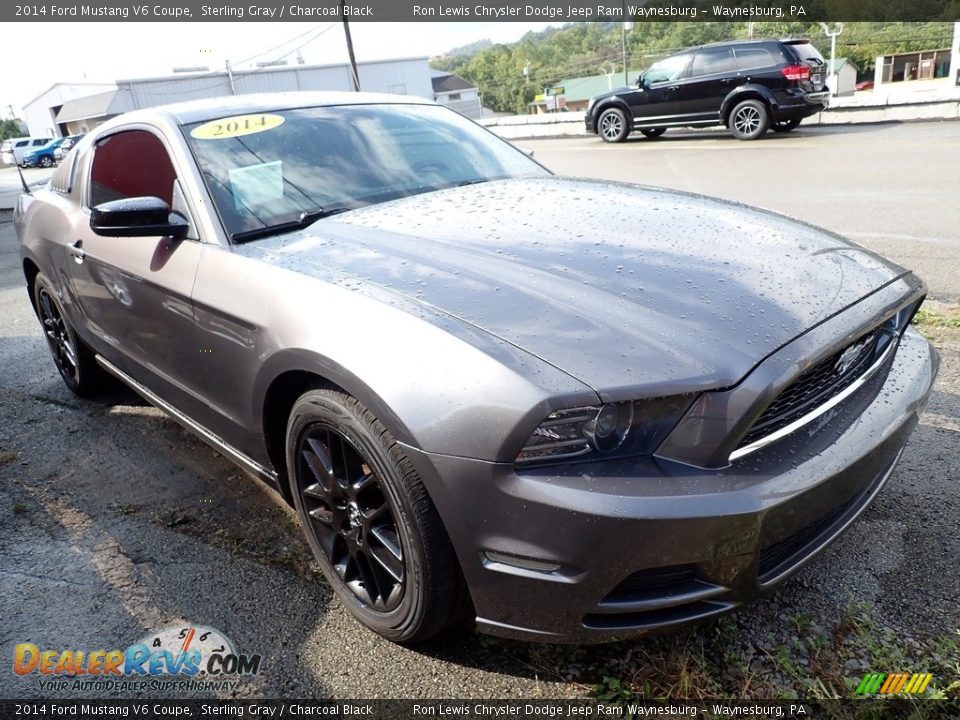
[32,273,107,397]
[37,286,79,387]
[298,424,406,611]
[286,389,470,642]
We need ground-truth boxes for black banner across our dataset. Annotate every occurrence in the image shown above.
[5,0,960,23]
[3,699,960,719]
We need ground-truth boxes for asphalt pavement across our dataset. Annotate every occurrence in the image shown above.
[1,121,958,700]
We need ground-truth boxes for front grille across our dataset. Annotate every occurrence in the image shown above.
[737,329,882,449]
[757,498,852,582]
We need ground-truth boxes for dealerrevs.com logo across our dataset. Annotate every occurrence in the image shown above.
[13,625,261,693]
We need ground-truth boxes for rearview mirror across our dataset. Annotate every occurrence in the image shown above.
[90,196,189,239]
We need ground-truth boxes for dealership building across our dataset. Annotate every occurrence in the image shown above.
[22,57,436,138]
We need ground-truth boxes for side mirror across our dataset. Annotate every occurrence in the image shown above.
[90,196,189,239]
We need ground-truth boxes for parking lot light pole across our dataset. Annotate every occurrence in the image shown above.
[819,23,844,96]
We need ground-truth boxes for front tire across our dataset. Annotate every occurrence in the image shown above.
[33,272,107,397]
[597,107,629,143]
[729,99,769,140]
[39,156,54,168]
[286,388,470,643]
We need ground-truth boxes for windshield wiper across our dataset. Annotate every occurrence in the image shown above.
[231,206,350,243]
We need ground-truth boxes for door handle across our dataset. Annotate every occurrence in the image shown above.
[68,240,85,263]
[667,85,680,92]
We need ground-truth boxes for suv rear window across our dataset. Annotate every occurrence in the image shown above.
[734,46,784,70]
[786,42,825,64]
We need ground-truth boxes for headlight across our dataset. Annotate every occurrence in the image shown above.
[516,396,696,467]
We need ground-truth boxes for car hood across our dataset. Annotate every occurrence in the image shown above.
[248,178,908,398]
[590,86,634,104]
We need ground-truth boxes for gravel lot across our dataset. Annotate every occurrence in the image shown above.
[1,122,958,700]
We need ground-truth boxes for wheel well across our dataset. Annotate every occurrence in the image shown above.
[23,259,40,313]
[723,93,771,126]
[261,370,338,504]
[593,102,630,133]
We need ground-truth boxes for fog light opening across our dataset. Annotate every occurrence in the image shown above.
[482,550,562,573]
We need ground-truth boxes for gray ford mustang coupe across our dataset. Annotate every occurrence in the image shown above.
[16,92,937,643]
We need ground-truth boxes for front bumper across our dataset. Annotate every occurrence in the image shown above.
[403,327,937,642]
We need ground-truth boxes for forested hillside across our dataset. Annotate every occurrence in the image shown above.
[432,22,955,113]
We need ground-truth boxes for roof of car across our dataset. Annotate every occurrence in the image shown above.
[155,91,436,125]
[678,38,810,52]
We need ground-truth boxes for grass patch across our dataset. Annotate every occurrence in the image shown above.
[913,308,960,329]
[0,450,19,468]
[478,603,960,701]
[157,509,193,528]
[13,501,28,515]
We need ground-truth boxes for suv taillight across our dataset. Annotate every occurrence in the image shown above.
[782,64,811,81]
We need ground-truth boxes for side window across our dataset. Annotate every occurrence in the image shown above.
[32,139,47,147]
[16,141,28,149]
[734,46,782,71]
[690,49,738,78]
[89,130,177,209]
[645,54,692,84]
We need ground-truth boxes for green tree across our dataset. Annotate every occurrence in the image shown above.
[0,119,24,141]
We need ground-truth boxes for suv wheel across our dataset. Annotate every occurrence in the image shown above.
[640,128,666,139]
[772,119,802,133]
[39,156,54,168]
[729,100,769,141]
[598,107,629,143]
[286,388,471,643]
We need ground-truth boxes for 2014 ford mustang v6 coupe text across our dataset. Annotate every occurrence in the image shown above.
[16,92,938,643]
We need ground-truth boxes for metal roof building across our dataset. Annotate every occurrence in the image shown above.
[25,57,434,137]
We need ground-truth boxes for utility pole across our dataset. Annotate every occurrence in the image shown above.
[622,15,633,86]
[820,23,844,96]
[341,0,360,92]
[225,60,237,95]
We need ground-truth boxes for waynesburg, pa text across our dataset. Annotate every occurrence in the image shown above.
[411,4,807,19]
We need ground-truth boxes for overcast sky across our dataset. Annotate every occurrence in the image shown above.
[2,21,559,116]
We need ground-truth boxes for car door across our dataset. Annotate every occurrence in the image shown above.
[675,47,740,122]
[629,53,692,127]
[66,127,208,418]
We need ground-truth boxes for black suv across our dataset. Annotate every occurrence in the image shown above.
[585,39,830,142]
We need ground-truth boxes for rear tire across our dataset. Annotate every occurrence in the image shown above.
[286,388,471,643]
[771,118,802,133]
[729,99,769,141]
[33,272,108,397]
[598,107,629,143]
[640,128,666,139]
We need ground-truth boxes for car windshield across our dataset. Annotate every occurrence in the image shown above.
[184,102,548,241]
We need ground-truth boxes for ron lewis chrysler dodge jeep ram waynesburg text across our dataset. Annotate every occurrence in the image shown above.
[16,92,937,643]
